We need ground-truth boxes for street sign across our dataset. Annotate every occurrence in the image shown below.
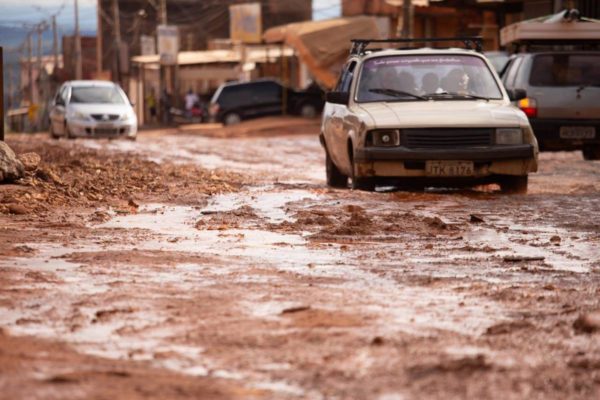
[157,25,179,65]
[230,3,262,43]
[140,35,156,56]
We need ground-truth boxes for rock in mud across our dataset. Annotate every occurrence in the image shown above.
[7,204,30,215]
[425,216,447,229]
[485,320,533,335]
[573,311,600,334]
[0,141,25,182]
[35,167,63,185]
[18,152,41,172]
[281,305,311,314]
[469,214,485,223]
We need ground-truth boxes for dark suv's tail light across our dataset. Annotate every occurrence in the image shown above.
[518,97,537,118]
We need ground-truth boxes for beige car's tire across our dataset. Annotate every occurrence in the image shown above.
[499,175,528,194]
[325,150,348,188]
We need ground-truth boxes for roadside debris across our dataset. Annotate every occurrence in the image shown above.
[503,255,545,262]
[0,138,243,216]
[0,141,24,182]
[549,235,561,244]
[573,311,600,334]
[469,214,485,223]
[281,305,311,314]
[17,152,41,172]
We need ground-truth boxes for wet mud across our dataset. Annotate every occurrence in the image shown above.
[1,118,600,399]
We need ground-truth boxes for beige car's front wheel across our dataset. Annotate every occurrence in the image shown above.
[498,175,528,194]
[325,151,348,188]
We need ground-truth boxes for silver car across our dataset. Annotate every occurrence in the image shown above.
[49,80,137,140]
[501,51,600,160]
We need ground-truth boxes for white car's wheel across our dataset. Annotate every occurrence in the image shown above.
[300,104,317,118]
[224,113,241,126]
[65,122,76,140]
[49,123,60,139]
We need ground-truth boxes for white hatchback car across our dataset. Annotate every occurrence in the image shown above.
[320,38,538,193]
[49,80,137,140]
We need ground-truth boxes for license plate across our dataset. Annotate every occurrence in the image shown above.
[426,161,474,177]
[560,126,595,139]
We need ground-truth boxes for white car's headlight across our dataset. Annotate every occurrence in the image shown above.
[120,113,131,121]
[496,128,523,145]
[70,110,90,121]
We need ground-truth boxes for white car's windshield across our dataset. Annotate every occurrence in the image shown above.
[70,86,126,104]
[356,54,503,103]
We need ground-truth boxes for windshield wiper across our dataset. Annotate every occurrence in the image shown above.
[423,91,490,101]
[368,88,427,101]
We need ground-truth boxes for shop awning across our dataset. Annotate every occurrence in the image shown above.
[263,16,382,89]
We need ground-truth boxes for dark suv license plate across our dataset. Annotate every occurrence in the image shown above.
[560,126,595,139]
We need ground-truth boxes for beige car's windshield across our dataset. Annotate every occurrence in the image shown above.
[356,54,503,103]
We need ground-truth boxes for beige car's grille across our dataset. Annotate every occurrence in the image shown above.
[402,128,493,149]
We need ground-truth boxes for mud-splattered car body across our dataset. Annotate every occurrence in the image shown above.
[320,43,538,193]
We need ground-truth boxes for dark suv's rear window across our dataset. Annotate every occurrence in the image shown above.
[529,54,600,86]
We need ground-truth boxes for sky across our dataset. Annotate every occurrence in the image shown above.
[0,0,97,34]
[0,0,341,33]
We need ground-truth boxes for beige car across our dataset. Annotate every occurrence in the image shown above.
[320,39,538,193]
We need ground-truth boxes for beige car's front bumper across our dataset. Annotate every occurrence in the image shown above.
[354,144,538,177]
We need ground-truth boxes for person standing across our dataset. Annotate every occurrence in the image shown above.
[146,88,157,124]
[184,88,199,118]
[160,88,172,125]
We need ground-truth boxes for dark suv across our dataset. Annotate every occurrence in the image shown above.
[208,79,324,125]
[501,51,600,160]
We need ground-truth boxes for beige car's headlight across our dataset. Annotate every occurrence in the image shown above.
[369,129,400,147]
[496,128,523,145]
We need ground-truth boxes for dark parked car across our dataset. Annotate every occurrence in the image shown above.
[208,79,324,125]
[501,51,600,160]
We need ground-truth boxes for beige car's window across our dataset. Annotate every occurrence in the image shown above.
[356,55,503,102]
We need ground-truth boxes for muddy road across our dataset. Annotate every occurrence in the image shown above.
[1,117,600,399]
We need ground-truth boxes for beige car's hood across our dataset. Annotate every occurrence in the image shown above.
[356,101,527,128]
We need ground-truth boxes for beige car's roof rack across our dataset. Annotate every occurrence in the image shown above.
[350,37,483,56]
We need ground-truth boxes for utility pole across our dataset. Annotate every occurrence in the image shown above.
[112,0,122,84]
[159,0,167,25]
[402,0,413,39]
[27,33,34,103]
[37,23,44,85]
[52,15,59,69]
[158,0,168,123]
[1,47,4,141]
[74,0,82,79]
[7,63,13,110]
[96,0,102,76]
